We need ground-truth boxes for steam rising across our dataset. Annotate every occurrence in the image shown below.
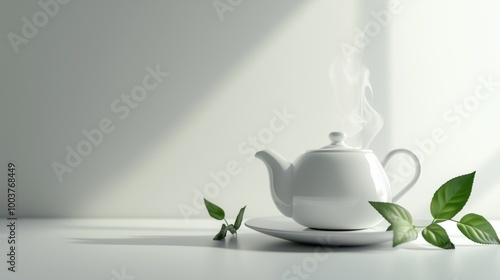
[329,55,384,149]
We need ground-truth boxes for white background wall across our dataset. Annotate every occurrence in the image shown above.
[388,0,500,219]
[1,0,499,220]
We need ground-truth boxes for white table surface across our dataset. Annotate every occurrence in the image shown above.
[1,218,499,280]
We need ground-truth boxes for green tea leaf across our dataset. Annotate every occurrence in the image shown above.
[392,219,418,247]
[213,224,228,240]
[457,213,500,244]
[369,201,413,224]
[430,172,475,220]
[370,172,497,249]
[234,206,246,230]
[227,224,236,234]
[422,223,455,249]
[369,202,414,246]
[204,198,225,220]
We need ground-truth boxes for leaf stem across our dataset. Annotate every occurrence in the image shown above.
[224,218,229,226]
[432,219,450,223]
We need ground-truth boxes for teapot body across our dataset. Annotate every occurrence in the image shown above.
[291,150,391,230]
[255,132,421,230]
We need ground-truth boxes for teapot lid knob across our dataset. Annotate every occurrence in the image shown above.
[328,132,348,147]
[318,131,363,151]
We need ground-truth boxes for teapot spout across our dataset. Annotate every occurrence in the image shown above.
[255,150,293,217]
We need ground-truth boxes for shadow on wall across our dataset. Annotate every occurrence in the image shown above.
[6,0,314,217]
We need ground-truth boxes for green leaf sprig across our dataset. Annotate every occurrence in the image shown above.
[204,198,246,240]
[370,171,500,249]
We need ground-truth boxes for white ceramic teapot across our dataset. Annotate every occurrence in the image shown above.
[256,132,421,230]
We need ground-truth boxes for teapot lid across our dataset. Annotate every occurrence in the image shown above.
[316,132,370,152]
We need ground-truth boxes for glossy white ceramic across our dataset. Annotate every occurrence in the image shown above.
[255,132,421,230]
[245,216,392,246]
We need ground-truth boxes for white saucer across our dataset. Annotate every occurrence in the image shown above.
[245,216,392,246]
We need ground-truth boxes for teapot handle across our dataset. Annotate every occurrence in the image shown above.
[382,149,421,202]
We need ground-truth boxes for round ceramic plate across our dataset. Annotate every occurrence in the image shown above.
[245,216,392,246]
